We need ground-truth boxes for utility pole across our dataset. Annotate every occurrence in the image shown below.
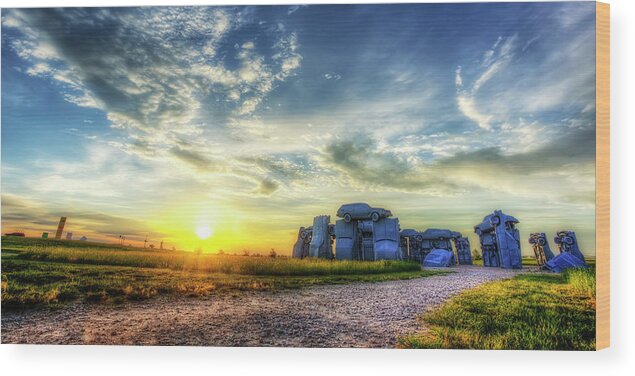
[144,233,148,249]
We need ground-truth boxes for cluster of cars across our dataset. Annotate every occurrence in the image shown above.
[529,231,586,272]
[294,204,587,272]
[293,203,471,266]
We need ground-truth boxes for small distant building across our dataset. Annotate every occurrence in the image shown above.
[66,232,73,240]
[79,236,88,241]
[42,232,49,238]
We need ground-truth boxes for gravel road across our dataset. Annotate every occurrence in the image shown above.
[1,266,522,347]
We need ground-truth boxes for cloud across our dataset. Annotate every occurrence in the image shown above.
[317,125,594,204]
[454,66,462,87]
[287,5,308,16]
[454,35,518,130]
[1,192,167,241]
[169,146,225,172]
[241,154,318,183]
[255,178,280,195]
[321,135,458,194]
[438,127,594,174]
[1,4,598,254]
[456,94,493,131]
[432,127,595,203]
[3,7,303,179]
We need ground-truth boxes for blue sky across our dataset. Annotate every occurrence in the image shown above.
[1,3,597,254]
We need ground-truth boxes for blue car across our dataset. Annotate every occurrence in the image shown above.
[336,203,392,223]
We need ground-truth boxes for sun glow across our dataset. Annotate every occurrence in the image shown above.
[195,224,213,239]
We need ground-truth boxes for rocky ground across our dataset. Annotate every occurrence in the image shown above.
[1,266,523,347]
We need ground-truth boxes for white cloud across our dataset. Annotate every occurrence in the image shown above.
[25,62,51,76]
[454,36,517,130]
[4,7,303,194]
[287,5,308,16]
[473,35,516,92]
[456,94,492,131]
[454,66,462,88]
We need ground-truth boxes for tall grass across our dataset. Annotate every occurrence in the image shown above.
[2,237,442,309]
[16,246,421,276]
[563,267,596,297]
[2,257,440,309]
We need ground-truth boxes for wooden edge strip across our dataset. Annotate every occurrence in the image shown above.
[595,1,610,350]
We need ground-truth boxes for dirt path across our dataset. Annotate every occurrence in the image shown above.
[1,266,521,347]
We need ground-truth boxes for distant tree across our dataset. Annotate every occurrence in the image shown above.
[242,250,250,257]
[195,247,203,255]
[149,244,155,249]
[218,249,225,255]
[269,249,277,258]
[472,248,482,260]
[172,246,176,251]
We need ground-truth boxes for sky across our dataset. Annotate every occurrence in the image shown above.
[1,3,597,255]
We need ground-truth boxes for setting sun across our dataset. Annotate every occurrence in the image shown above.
[195,225,213,240]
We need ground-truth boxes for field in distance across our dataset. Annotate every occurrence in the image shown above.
[1,236,444,310]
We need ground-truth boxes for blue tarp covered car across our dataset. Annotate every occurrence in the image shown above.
[423,249,455,267]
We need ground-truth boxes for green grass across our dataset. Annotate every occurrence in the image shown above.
[1,236,444,309]
[1,236,137,252]
[5,236,421,276]
[14,247,421,276]
[563,267,596,297]
[398,268,596,350]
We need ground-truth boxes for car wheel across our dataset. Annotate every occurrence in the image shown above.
[538,237,546,246]
[371,212,380,222]
[344,213,352,223]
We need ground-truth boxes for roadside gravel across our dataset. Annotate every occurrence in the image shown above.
[1,266,523,347]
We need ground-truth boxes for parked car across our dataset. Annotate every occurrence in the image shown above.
[336,203,392,222]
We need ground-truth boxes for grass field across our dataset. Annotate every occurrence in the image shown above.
[1,236,443,309]
[398,267,596,350]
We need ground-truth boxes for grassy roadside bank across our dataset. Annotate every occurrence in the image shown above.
[398,268,596,350]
